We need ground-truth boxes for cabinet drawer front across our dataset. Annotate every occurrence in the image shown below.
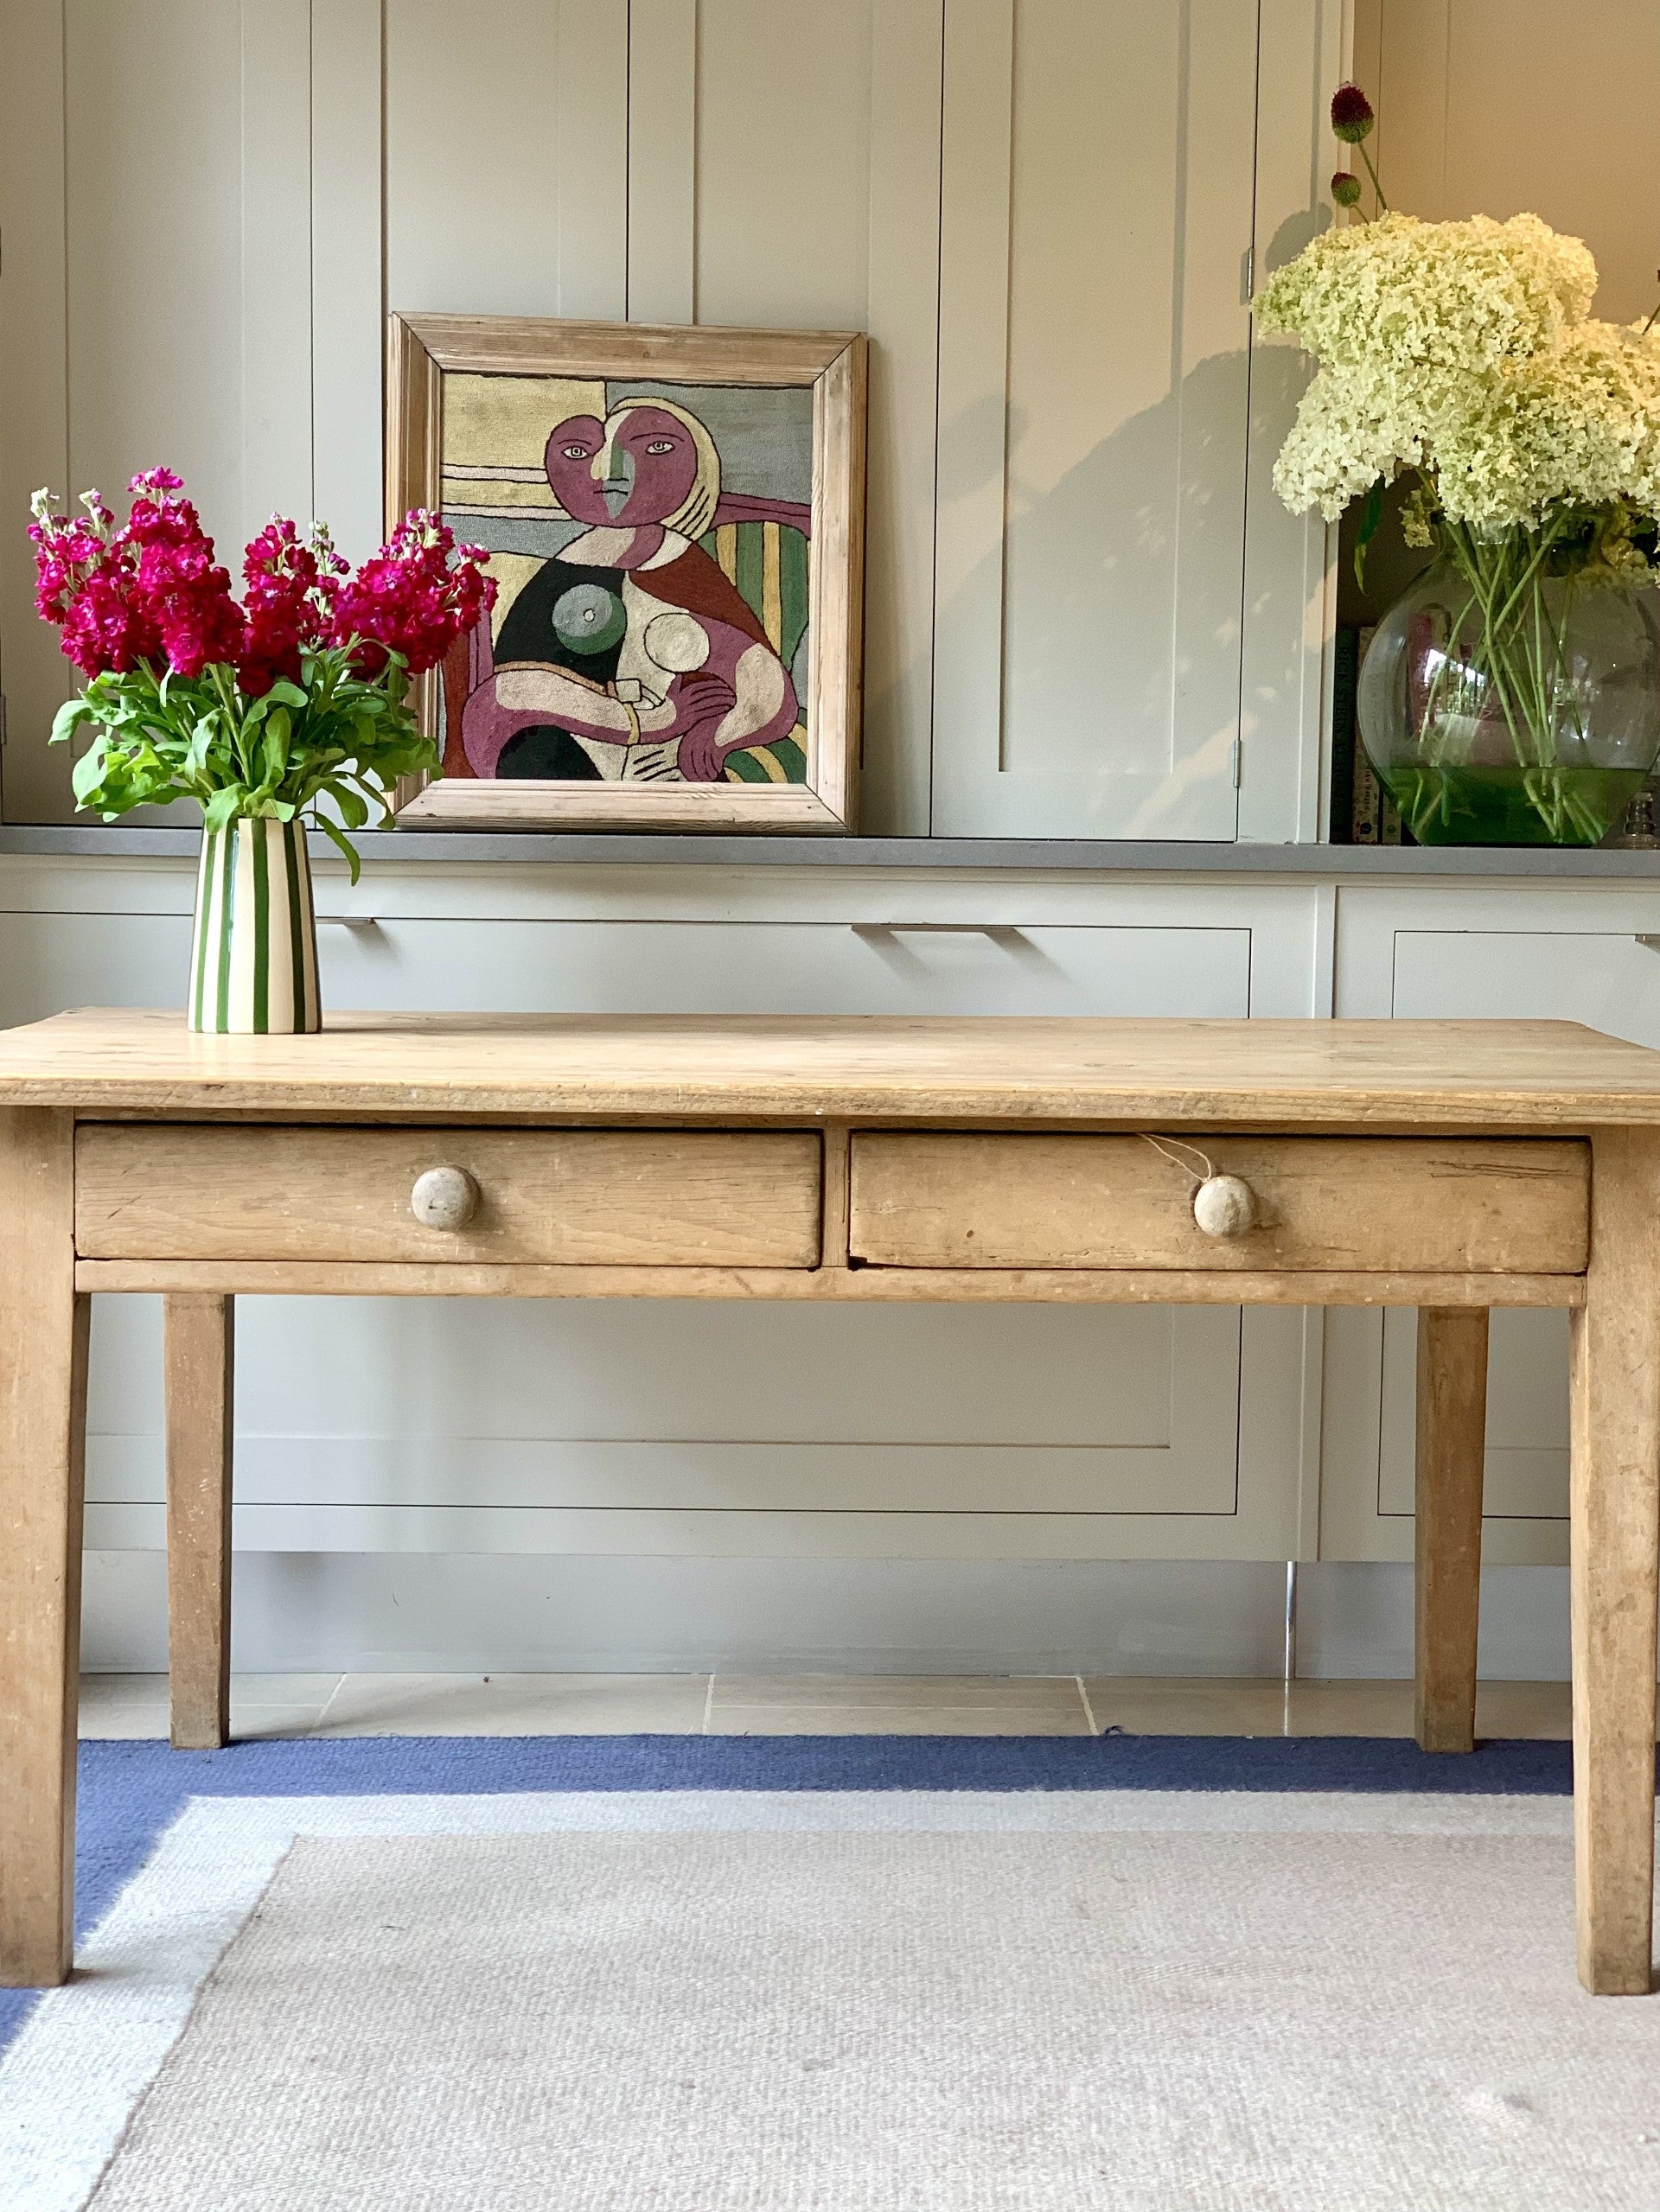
[849,1135,1589,1275]
[76,1125,822,1267]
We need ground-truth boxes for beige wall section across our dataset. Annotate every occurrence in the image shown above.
[1354,0,1660,322]
[0,0,72,829]
[0,1,1344,835]
[7,6,1650,828]
[239,1,315,534]
[933,0,1254,839]
[1242,0,1349,847]
[687,0,943,833]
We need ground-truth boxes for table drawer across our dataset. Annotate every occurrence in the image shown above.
[848,1134,1590,1274]
[75,1125,822,1267]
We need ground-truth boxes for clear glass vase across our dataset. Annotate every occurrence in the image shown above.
[1356,558,1660,845]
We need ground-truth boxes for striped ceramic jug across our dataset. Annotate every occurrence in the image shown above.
[188,818,321,1034]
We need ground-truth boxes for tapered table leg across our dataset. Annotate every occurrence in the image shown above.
[1414,1306,1490,1753]
[165,1295,235,1750]
[0,1108,89,1988]
[1571,1128,1660,1996]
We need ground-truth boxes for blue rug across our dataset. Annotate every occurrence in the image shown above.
[0,1731,1580,2057]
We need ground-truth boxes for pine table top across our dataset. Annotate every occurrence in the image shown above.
[0,1008,1658,1127]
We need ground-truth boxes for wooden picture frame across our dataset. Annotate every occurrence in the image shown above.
[384,314,866,832]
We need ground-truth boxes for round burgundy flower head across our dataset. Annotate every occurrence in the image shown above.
[1331,170,1363,208]
[1331,82,1375,143]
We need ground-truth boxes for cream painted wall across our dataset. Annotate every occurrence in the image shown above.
[0,0,1339,836]
[3,4,1655,1674]
[1352,0,1660,323]
[6,5,1655,832]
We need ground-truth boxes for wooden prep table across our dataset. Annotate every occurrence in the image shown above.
[2,1010,1657,1994]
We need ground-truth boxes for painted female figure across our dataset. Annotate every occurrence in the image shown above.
[458,400,801,783]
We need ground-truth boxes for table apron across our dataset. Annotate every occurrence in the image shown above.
[71,1258,1586,1305]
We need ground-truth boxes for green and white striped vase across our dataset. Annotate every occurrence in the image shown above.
[188,818,321,1034]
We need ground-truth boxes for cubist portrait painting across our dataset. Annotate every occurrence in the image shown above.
[437,375,814,790]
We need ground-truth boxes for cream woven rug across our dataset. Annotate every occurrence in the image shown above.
[61,1819,1660,2209]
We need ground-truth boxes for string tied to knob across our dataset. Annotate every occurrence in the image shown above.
[1141,1134,1259,1239]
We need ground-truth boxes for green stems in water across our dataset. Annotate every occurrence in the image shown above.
[1415,516,1606,842]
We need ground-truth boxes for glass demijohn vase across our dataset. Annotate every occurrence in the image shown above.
[188,816,320,1034]
[1356,560,1660,845]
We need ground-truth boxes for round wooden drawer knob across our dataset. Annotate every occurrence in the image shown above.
[1192,1172,1257,1238]
[411,1165,480,1233]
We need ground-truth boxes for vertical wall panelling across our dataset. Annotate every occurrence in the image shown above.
[384,1,628,325]
[1349,0,1383,114]
[929,0,1013,838]
[56,0,246,831]
[239,1,315,540]
[0,0,73,823]
[310,0,384,565]
[63,1,245,540]
[863,1,944,838]
[1236,0,1346,845]
[693,0,872,332]
[932,0,1260,838]
[556,0,630,318]
[626,0,698,322]
[1164,2,1259,829]
[688,0,942,837]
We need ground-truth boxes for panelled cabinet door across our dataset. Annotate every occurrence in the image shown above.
[26,900,1265,1557]
[932,0,1258,838]
[1382,926,1660,1546]
[310,912,1251,1543]
[1323,916,1660,1565]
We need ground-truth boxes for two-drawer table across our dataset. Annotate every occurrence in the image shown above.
[2,1010,1658,1995]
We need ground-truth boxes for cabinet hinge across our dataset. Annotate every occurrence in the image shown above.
[1230,736,1242,789]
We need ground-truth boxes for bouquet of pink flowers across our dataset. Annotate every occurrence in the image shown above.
[29,469,495,875]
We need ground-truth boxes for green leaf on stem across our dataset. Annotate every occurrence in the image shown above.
[261,709,292,789]
[1353,480,1384,588]
[49,698,94,748]
[202,786,249,832]
[314,810,362,885]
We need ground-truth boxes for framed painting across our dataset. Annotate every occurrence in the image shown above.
[384,314,866,832]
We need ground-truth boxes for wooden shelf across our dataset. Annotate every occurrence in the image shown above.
[3,825,1659,879]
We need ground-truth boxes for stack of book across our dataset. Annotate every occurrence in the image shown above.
[1329,625,1405,845]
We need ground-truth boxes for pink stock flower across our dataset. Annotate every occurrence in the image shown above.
[329,509,495,677]
[142,547,245,677]
[29,489,160,675]
[112,472,243,678]
[237,517,342,695]
[31,474,494,688]
[59,567,164,676]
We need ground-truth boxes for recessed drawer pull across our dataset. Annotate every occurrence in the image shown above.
[410,1166,480,1233]
[1191,1173,1257,1238]
[851,922,1027,944]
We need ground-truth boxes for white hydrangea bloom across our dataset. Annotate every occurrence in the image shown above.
[1255,209,1660,534]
